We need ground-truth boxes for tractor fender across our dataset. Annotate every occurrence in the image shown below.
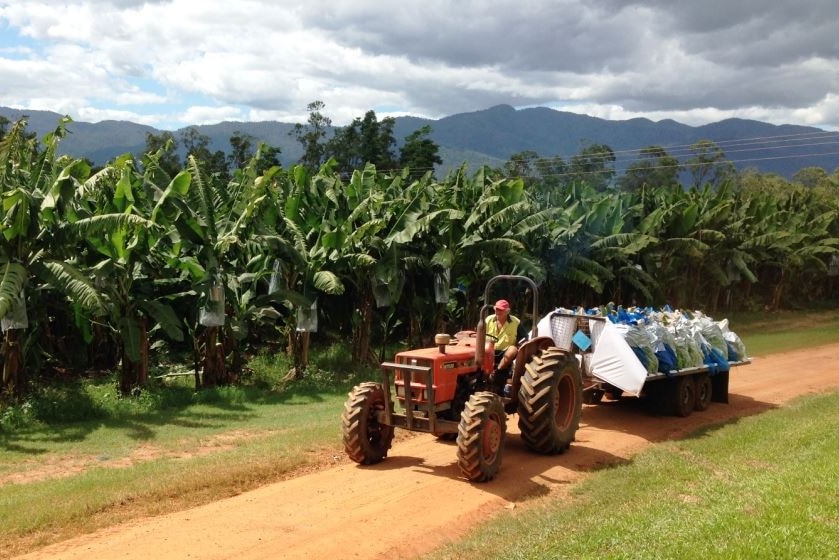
[509,336,561,408]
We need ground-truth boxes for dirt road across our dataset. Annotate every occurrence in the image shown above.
[14,343,839,560]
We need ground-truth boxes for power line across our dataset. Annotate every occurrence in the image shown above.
[368,129,839,177]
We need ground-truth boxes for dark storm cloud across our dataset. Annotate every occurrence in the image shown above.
[298,2,644,73]
[294,0,839,122]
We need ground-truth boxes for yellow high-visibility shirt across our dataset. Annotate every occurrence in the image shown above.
[485,314,520,351]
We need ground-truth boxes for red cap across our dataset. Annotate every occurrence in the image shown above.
[494,299,510,310]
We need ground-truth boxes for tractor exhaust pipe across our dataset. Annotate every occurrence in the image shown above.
[435,333,451,354]
[475,307,488,365]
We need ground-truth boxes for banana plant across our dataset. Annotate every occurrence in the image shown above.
[315,163,389,363]
[74,150,188,394]
[168,151,299,386]
[423,165,548,324]
[0,118,106,396]
[740,187,839,309]
[262,162,347,376]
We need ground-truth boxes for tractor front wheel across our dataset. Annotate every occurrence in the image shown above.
[456,392,506,482]
[518,348,582,454]
[342,382,394,464]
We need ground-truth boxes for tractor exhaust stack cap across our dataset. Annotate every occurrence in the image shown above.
[435,333,451,353]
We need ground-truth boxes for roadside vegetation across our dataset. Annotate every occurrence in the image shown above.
[431,388,839,560]
[0,310,837,557]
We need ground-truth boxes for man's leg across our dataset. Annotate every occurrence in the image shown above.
[496,346,518,372]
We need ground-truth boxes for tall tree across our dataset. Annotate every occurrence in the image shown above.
[567,143,616,192]
[326,110,397,174]
[143,131,180,178]
[291,100,332,171]
[792,166,831,189]
[618,145,682,193]
[503,150,539,187]
[228,131,255,171]
[686,139,735,189]
[399,125,442,180]
[533,154,569,202]
[180,127,229,183]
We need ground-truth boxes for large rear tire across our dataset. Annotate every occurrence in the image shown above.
[342,382,395,464]
[457,392,506,482]
[517,348,583,454]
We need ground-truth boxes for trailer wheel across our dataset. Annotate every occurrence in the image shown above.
[672,375,696,417]
[694,373,712,411]
[342,382,394,464]
[517,348,582,454]
[583,388,604,404]
[457,392,506,482]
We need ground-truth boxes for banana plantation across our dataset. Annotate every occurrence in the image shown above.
[1,117,838,399]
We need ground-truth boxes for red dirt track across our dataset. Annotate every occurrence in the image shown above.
[13,343,839,560]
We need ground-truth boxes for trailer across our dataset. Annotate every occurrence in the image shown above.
[542,311,750,417]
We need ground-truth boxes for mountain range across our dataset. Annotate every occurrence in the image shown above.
[2,104,837,179]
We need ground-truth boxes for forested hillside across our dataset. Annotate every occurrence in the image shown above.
[2,104,837,178]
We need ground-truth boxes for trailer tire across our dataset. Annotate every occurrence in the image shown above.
[342,382,394,464]
[583,388,604,404]
[457,392,506,482]
[694,373,712,411]
[672,375,696,417]
[517,348,582,454]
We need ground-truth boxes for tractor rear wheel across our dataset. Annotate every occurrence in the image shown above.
[518,348,582,454]
[342,382,394,464]
[457,392,506,482]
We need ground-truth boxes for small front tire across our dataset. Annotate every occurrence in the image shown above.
[342,382,395,464]
[457,392,506,482]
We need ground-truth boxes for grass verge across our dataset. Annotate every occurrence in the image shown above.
[729,308,839,357]
[0,348,373,557]
[429,390,839,559]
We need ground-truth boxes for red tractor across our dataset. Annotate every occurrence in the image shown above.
[341,275,583,482]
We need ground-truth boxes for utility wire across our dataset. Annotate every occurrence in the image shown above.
[364,129,839,177]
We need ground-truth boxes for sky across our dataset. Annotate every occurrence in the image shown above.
[1,0,838,131]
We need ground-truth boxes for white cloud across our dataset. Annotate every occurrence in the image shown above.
[1,0,838,130]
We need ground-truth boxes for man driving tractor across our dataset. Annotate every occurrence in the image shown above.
[485,299,525,390]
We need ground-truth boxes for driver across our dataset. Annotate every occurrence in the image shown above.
[485,299,520,373]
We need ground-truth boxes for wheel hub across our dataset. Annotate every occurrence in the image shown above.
[554,375,573,428]
[481,416,502,459]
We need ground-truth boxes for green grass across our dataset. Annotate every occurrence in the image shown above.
[0,309,837,558]
[0,346,374,556]
[429,391,839,560]
[425,308,839,560]
[729,308,839,357]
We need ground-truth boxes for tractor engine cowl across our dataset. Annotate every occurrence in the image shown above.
[393,334,489,405]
